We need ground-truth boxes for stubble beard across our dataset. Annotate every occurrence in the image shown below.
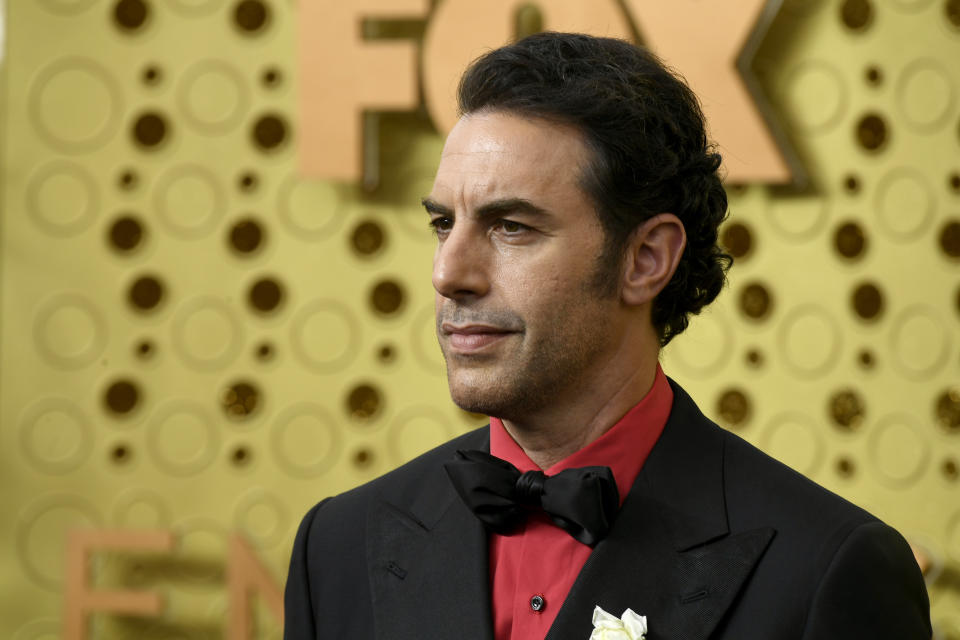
[439,255,620,422]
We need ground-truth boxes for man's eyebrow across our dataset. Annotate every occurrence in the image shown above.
[421,197,452,216]
[474,198,551,219]
[421,197,552,220]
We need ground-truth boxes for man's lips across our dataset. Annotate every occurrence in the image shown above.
[441,323,517,352]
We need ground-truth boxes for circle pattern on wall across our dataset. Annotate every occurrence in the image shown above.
[760,413,824,476]
[32,293,107,369]
[146,400,220,475]
[777,305,841,377]
[290,300,360,373]
[178,60,249,133]
[869,414,930,487]
[277,175,346,240]
[271,403,340,478]
[16,494,102,590]
[233,488,288,548]
[895,59,954,132]
[18,398,94,475]
[889,305,949,379]
[664,308,734,378]
[171,296,243,371]
[26,161,99,237]
[784,60,847,133]
[28,58,121,152]
[112,487,172,529]
[154,165,226,238]
[874,168,935,241]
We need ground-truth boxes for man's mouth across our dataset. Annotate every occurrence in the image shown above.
[440,323,517,353]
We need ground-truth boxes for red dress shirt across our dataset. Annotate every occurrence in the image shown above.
[487,365,673,640]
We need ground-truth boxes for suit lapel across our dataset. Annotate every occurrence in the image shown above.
[366,430,494,640]
[547,382,775,640]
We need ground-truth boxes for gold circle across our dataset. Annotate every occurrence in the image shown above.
[851,282,884,320]
[840,0,873,30]
[248,277,284,313]
[229,218,264,254]
[347,384,382,421]
[261,66,282,88]
[233,0,269,33]
[855,113,888,151]
[114,0,149,30]
[352,220,386,257]
[221,381,260,420]
[135,339,154,359]
[739,282,772,320]
[352,447,375,468]
[835,456,856,477]
[378,343,396,364]
[829,389,865,431]
[132,111,169,149]
[104,379,140,415]
[110,442,132,465]
[370,280,406,316]
[716,388,751,428]
[256,341,274,361]
[936,388,960,433]
[721,222,752,259]
[128,274,165,311]
[141,64,162,86]
[843,173,861,193]
[943,458,959,481]
[230,444,252,467]
[238,171,258,192]
[834,221,867,259]
[939,219,960,258]
[118,168,139,190]
[251,113,288,151]
[109,215,145,252]
[949,172,960,192]
[948,0,960,28]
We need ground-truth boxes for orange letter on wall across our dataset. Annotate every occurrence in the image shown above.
[619,0,792,183]
[227,535,284,640]
[422,0,634,135]
[63,530,175,640]
[298,0,428,182]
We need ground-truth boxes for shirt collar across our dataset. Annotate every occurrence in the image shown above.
[489,364,673,504]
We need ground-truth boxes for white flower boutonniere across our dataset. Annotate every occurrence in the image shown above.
[589,605,647,640]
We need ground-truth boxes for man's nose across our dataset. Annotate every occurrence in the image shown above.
[432,226,489,300]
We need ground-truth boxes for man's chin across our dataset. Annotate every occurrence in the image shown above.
[446,370,505,416]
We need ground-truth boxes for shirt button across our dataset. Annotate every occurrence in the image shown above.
[530,594,546,612]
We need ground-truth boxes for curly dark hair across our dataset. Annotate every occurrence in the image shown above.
[457,32,732,346]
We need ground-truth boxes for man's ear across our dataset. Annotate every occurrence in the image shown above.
[621,213,686,306]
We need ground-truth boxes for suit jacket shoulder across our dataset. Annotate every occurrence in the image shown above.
[652,382,931,639]
[283,427,490,640]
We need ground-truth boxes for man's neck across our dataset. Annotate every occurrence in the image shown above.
[499,358,659,470]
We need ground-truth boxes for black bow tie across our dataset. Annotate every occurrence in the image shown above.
[443,449,619,546]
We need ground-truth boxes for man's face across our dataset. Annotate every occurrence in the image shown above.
[424,111,626,420]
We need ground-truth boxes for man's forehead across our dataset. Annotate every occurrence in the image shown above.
[429,112,589,203]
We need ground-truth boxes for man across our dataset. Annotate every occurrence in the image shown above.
[285,33,930,639]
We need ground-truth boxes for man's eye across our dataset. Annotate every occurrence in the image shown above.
[500,220,526,234]
[429,217,453,234]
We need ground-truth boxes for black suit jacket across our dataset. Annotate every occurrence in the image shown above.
[284,381,931,639]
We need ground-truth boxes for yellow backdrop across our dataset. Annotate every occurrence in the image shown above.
[1,0,958,638]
